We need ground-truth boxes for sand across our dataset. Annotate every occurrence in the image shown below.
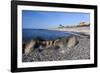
[53,26,90,35]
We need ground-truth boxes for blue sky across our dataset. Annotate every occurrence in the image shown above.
[22,10,90,29]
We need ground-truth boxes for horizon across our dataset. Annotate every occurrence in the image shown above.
[22,10,90,29]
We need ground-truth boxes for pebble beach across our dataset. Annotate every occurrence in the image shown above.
[22,26,90,62]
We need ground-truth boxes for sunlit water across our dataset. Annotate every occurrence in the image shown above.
[22,29,73,42]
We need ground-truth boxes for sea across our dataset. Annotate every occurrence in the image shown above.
[22,29,73,42]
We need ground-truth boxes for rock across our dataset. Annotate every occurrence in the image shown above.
[24,40,36,55]
[67,36,79,48]
[22,34,90,62]
[38,45,44,52]
[54,39,64,48]
[52,36,79,54]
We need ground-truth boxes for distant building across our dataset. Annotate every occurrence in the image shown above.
[79,22,86,26]
[79,22,89,26]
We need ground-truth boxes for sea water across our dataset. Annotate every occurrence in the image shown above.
[22,29,72,41]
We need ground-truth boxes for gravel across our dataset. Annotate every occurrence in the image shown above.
[22,35,90,62]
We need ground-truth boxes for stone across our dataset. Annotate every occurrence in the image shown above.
[24,40,36,55]
[67,36,79,48]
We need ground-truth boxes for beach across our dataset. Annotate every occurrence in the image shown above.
[54,26,90,35]
[22,26,90,62]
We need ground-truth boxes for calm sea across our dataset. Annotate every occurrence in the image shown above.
[22,29,72,42]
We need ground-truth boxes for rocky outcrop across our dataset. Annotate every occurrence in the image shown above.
[53,36,78,48]
[22,35,90,62]
[53,36,79,54]
[23,35,79,55]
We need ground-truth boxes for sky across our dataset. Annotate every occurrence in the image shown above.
[22,10,90,29]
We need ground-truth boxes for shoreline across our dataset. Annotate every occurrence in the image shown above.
[22,26,90,62]
[50,26,90,35]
